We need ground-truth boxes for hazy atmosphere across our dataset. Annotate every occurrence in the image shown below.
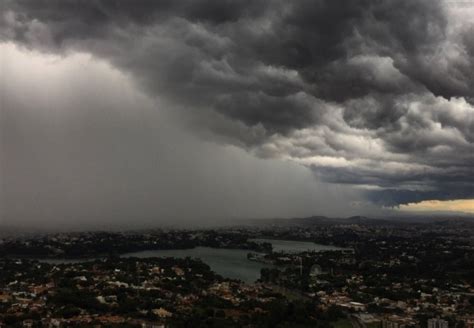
[1,0,474,229]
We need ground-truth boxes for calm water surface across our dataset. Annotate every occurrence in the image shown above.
[250,238,347,253]
[122,247,272,283]
[39,240,346,283]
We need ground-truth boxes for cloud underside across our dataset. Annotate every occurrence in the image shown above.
[1,0,474,206]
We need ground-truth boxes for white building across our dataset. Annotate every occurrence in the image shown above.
[428,318,448,328]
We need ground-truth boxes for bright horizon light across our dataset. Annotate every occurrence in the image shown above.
[400,199,474,214]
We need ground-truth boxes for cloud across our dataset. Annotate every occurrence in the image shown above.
[400,199,474,214]
[1,0,474,209]
[0,43,364,229]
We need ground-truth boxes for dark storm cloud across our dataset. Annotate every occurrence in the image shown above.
[1,0,474,207]
[0,46,363,229]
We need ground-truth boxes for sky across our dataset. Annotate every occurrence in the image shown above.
[1,0,474,229]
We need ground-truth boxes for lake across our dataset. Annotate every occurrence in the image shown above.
[122,247,272,283]
[122,240,346,282]
[250,238,348,253]
[39,239,346,283]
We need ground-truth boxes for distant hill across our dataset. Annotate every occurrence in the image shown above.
[236,213,474,227]
[1,213,473,235]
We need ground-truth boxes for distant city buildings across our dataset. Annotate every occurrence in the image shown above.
[0,220,473,327]
[382,316,418,328]
[428,318,449,328]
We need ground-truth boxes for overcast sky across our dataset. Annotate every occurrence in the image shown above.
[1,0,474,229]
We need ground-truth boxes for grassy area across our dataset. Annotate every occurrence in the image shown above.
[366,322,381,328]
[332,319,353,328]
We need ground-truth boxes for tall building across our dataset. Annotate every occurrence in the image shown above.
[428,318,448,328]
